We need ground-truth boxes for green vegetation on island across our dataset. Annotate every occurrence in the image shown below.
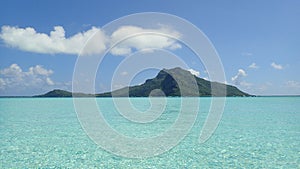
[35,89,93,97]
[37,67,252,97]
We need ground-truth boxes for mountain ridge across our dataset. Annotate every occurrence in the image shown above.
[36,67,252,97]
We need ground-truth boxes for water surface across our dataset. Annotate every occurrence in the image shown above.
[0,97,299,168]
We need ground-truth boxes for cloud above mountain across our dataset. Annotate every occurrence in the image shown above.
[109,25,181,56]
[0,25,181,56]
[188,68,200,77]
[231,69,247,85]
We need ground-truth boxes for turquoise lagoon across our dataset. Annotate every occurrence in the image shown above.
[0,97,299,168]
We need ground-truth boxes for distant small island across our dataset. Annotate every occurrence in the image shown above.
[35,67,252,97]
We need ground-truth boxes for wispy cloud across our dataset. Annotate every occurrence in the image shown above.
[248,62,259,69]
[241,52,253,56]
[271,62,283,70]
[285,80,300,88]
[231,69,247,85]
[120,71,128,76]
[240,81,252,88]
[256,82,273,93]
[0,25,181,56]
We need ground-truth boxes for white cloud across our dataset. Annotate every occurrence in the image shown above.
[188,68,200,77]
[0,64,55,90]
[248,62,259,69]
[0,25,106,55]
[231,69,247,85]
[0,78,5,89]
[46,77,54,85]
[0,25,182,56]
[0,63,22,76]
[203,77,209,81]
[109,25,181,56]
[271,62,283,70]
[29,65,53,76]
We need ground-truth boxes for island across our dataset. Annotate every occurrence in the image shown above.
[36,67,252,97]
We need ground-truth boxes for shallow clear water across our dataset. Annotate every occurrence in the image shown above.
[0,97,299,168]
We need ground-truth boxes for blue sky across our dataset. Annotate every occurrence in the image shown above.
[0,0,299,96]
